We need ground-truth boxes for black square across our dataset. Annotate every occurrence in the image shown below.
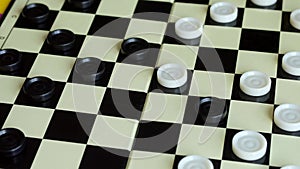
[0,137,41,169]
[88,16,130,39]
[40,34,85,57]
[222,129,271,165]
[277,54,300,80]
[79,145,129,169]
[174,0,209,4]
[246,0,282,10]
[133,121,181,154]
[14,10,58,31]
[99,88,147,120]
[183,96,229,128]
[172,155,221,169]
[148,69,193,95]
[163,23,201,46]
[117,43,160,67]
[15,80,65,109]
[231,74,276,104]
[281,12,300,33]
[68,60,115,87]
[0,103,12,128]
[239,29,280,53]
[44,110,96,144]
[205,8,244,28]
[195,47,238,73]
[0,52,37,77]
[134,1,172,22]
[61,0,101,14]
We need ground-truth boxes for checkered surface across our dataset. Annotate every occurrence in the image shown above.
[1,0,300,168]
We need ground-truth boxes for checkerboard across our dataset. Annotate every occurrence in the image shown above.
[1,0,300,168]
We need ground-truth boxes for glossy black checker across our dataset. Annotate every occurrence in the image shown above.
[79,145,129,169]
[133,1,172,22]
[163,22,201,46]
[281,12,300,33]
[183,96,229,128]
[15,80,65,109]
[246,0,282,10]
[277,54,300,80]
[117,43,160,67]
[222,129,271,165]
[174,0,209,4]
[0,103,12,128]
[205,7,244,28]
[99,88,147,120]
[0,51,37,77]
[148,68,193,95]
[133,121,181,154]
[14,10,58,31]
[68,60,115,87]
[40,34,85,57]
[239,29,280,53]
[44,110,96,144]
[231,74,276,104]
[195,47,238,73]
[61,0,102,14]
[88,16,130,39]
[0,137,41,169]
[172,155,221,169]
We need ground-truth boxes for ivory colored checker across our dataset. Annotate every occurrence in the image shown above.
[157,63,187,88]
[281,166,300,169]
[239,71,271,97]
[251,0,277,7]
[290,9,300,30]
[232,130,267,161]
[274,104,300,132]
[175,17,203,39]
[210,2,238,23]
[282,51,300,76]
[178,155,214,169]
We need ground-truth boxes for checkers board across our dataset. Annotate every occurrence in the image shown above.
[1,0,300,168]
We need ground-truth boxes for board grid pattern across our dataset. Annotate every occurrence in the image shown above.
[1,0,300,168]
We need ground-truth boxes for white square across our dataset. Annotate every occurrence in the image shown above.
[88,116,139,150]
[3,105,54,138]
[108,63,154,92]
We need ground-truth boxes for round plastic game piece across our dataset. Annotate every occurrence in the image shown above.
[282,51,300,76]
[157,63,187,88]
[67,0,94,9]
[281,166,300,169]
[22,76,55,102]
[0,49,22,72]
[22,3,49,24]
[0,128,26,157]
[232,130,267,161]
[121,37,149,56]
[175,17,203,39]
[199,97,228,124]
[178,155,214,169]
[239,71,271,97]
[290,9,300,30]
[210,2,238,23]
[74,57,106,82]
[274,104,300,132]
[251,0,277,6]
[47,29,76,51]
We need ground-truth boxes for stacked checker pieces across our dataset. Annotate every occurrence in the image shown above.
[0,0,300,169]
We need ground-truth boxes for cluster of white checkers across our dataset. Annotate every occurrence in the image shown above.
[168,0,300,168]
